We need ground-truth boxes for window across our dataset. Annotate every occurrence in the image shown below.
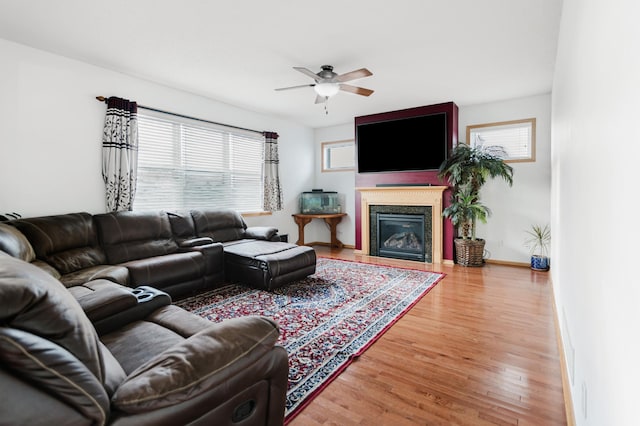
[467,118,536,163]
[134,111,264,212]
[322,140,355,172]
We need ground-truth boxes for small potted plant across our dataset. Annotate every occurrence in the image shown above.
[525,224,551,271]
[438,143,513,266]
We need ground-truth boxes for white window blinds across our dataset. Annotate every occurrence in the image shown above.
[134,111,264,212]
[467,118,536,162]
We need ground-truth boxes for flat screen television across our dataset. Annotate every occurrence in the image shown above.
[356,112,448,173]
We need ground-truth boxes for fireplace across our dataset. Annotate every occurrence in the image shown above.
[376,213,425,261]
[370,205,432,261]
[356,186,447,264]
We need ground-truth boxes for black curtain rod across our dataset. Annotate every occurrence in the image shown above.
[96,96,264,135]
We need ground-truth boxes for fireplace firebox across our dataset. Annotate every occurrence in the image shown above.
[376,213,425,261]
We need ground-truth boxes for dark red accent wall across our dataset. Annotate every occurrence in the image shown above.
[354,101,458,261]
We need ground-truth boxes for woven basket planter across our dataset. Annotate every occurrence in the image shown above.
[454,238,485,267]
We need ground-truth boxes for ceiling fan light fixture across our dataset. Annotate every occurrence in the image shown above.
[276,65,373,107]
[314,82,340,97]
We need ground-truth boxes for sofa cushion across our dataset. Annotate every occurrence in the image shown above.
[9,212,107,275]
[111,316,280,413]
[223,240,295,258]
[167,210,196,240]
[167,210,217,248]
[101,306,196,374]
[190,208,247,242]
[94,211,178,264]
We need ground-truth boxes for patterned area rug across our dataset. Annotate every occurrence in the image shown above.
[175,257,444,423]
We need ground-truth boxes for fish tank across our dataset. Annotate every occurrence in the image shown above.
[299,190,341,214]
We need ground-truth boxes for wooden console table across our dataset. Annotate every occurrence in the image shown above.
[292,213,347,248]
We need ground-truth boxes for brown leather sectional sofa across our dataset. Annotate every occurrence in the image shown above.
[2,208,316,297]
[0,207,316,425]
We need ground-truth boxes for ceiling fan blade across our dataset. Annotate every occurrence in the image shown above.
[294,67,321,81]
[336,68,373,83]
[315,95,328,104]
[339,84,374,97]
[274,83,315,91]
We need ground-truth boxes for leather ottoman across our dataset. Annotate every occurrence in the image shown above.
[222,240,316,290]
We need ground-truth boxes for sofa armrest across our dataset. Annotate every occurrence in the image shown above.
[72,280,139,323]
[0,327,110,424]
[178,241,223,276]
[0,368,100,425]
[91,286,172,336]
[177,237,214,248]
[178,240,223,255]
[32,259,62,279]
[112,316,282,413]
[245,226,279,241]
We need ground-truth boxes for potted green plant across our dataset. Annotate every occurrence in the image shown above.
[438,143,514,266]
[525,224,551,271]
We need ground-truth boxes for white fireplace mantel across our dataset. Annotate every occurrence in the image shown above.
[356,186,447,264]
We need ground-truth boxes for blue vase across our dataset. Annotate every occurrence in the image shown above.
[531,255,550,271]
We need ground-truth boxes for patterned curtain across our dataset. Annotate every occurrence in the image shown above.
[101,97,138,212]
[263,131,283,211]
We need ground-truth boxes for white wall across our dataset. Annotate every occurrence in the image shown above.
[551,0,640,424]
[459,94,552,263]
[0,38,314,238]
[310,124,356,246]
[312,95,551,263]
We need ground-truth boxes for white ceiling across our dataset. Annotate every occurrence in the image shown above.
[0,0,563,128]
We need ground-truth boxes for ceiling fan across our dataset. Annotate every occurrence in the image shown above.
[275,65,374,104]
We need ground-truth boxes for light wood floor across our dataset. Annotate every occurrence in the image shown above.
[288,246,567,426]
